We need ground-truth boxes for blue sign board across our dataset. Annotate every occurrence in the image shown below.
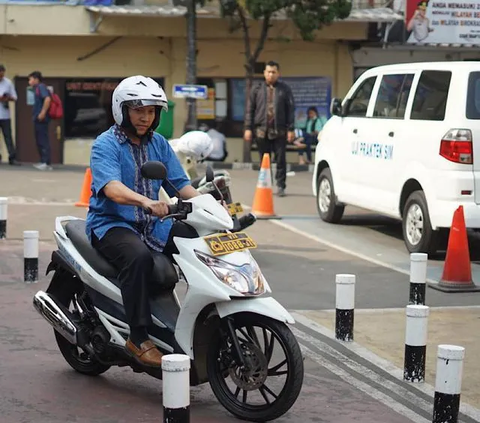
[172,84,208,100]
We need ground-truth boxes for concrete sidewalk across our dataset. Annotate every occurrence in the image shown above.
[295,307,480,409]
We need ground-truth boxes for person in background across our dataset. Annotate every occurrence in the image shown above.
[244,61,295,197]
[199,120,228,162]
[28,71,52,171]
[407,1,433,42]
[0,64,19,166]
[298,106,326,165]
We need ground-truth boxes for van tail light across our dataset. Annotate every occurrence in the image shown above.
[439,129,473,165]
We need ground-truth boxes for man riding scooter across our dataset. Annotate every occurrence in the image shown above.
[86,75,201,367]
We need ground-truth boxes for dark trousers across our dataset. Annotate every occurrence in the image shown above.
[34,121,51,165]
[91,223,196,329]
[256,136,287,189]
[298,134,316,162]
[0,119,15,161]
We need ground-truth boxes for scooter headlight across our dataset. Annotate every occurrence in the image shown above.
[195,250,266,296]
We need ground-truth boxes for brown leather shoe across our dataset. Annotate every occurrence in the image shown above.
[125,339,163,367]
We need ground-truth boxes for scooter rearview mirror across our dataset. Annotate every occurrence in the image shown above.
[141,161,168,180]
[205,166,215,183]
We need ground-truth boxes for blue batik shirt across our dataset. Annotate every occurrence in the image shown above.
[85,125,190,252]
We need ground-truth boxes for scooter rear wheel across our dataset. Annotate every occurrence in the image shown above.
[207,313,304,422]
[55,330,111,376]
[52,274,111,376]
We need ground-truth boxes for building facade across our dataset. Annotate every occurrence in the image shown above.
[0,1,401,165]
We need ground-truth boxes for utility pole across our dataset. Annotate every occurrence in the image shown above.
[185,0,197,132]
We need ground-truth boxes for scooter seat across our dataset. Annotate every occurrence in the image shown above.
[65,220,178,290]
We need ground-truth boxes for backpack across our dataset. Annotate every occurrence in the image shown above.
[36,85,64,119]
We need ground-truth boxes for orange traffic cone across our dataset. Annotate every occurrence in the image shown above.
[75,167,92,208]
[430,205,480,292]
[251,153,276,219]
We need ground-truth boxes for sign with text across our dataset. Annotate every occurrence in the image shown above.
[197,87,215,119]
[173,84,208,100]
[405,0,480,44]
[66,81,118,91]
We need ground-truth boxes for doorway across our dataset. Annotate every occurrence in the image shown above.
[14,77,64,164]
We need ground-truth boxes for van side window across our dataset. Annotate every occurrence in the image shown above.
[373,74,414,119]
[466,71,480,120]
[344,76,376,118]
[411,71,451,121]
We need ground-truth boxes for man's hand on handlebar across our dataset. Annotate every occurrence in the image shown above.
[143,200,170,217]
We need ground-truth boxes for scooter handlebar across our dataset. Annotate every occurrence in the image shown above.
[143,203,179,216]
[167,203,179,216]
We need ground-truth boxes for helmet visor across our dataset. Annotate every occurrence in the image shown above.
[124,99,168,110]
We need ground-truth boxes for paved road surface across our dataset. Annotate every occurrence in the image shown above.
[0,164,479,422]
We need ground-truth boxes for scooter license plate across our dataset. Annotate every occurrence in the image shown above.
[227,202,243,216]
[203,232,257,256]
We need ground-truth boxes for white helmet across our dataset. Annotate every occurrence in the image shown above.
[177,130,214,160]
[112,75,168,134]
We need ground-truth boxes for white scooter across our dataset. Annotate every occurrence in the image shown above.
[32,161,304,422]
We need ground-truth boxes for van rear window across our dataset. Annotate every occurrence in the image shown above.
[466,72,480,119]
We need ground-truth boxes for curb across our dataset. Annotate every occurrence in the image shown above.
[206,161,314,173]
[0,162,315,173]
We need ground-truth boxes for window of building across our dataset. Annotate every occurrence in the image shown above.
[344,76,377,117]
[411,71,451,121]
[64,77,164,139]
[373,74,414,119]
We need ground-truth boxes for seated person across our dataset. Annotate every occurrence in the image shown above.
[86,75,200,368]
[199,122,229,162]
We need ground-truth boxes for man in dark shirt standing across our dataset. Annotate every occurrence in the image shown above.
[28,71,52,171]
[244,61,295,197]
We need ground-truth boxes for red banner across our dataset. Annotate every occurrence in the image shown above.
[405,0,423,23]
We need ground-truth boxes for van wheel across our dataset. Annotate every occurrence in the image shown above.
[402,190,439,254]
[317,168,344,223]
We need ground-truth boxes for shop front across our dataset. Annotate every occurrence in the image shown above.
[0,3,397,165]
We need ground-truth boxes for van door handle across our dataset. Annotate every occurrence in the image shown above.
[388,131,394,137]
[353,129,358,134]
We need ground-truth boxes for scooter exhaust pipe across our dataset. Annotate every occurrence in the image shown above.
[33,290,78,345]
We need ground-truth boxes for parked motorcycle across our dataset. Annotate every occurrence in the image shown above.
[165,130,256,233]
[32,162,304,422]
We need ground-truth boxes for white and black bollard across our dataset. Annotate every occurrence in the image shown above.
[432,345,465,423]
[403,304,429,382]
[409,253,428,305]
[162,354,190,423]
[0,197,7,239]
[335,274,356,342]
[24,230,39,283]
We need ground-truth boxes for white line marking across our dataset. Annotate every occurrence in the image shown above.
[292,312,480,422]
[5,197,77,206]
[299,343,430,423]
[293,305,480,314]
[293,327,434,416]
[268,219,441,284]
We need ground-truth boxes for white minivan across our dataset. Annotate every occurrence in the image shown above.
[312,61,480,254]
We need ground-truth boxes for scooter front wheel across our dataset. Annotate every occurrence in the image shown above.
[207,313,304,422]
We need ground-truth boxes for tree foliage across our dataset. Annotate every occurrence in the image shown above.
[217,0,351,160]
[221,0,352,49]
